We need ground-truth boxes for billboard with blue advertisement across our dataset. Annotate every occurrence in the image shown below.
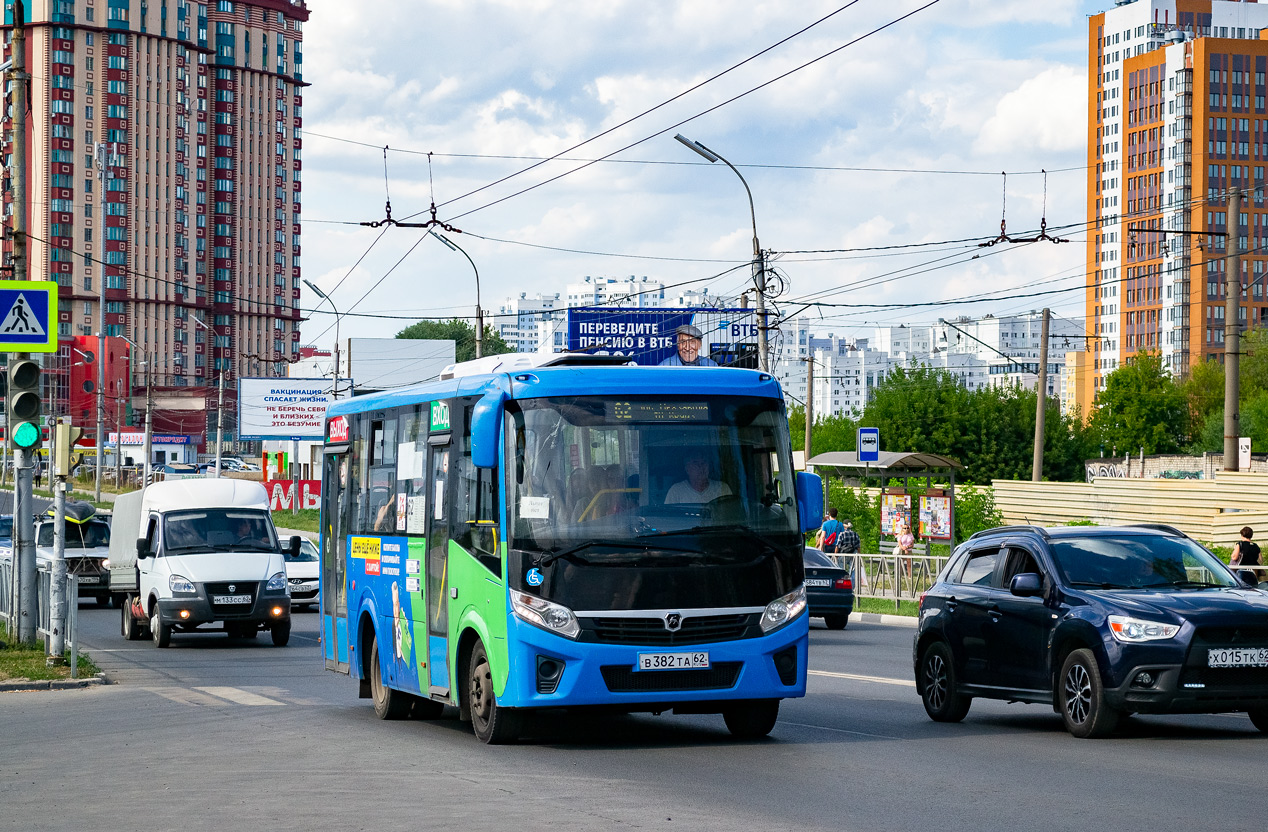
[566,306,761,368]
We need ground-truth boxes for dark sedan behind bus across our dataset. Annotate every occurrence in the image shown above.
[804,547,853,629]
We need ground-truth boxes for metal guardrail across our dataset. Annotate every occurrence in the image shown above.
[0,562,79,676]
[827,553,949,606]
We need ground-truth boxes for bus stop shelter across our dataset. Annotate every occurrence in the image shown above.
[807,450,964,548]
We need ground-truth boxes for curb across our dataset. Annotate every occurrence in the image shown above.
[856,612,917,628]
[276,527,318,541]
[0,673,108,692]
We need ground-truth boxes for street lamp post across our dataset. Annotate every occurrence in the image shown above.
[674,134,768,371]
[428,232,483,359]
[304,279,342,398]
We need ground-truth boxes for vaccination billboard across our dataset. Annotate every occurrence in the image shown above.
[566,307,761,367]
[238,378,334,441]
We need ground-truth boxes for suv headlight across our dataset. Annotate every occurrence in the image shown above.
[511,590,579,639]
[169,574,196,594]
[266,572,288,592]
[760,584,808,633]
[1108,615,1180,642]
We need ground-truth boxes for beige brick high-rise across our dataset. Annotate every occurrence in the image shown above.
[1,0,306,443]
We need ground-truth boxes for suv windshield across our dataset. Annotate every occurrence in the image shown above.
[37,520,109,549]
[1050,533,1238,589]
[508,395,800,557]
[162,509,277,553]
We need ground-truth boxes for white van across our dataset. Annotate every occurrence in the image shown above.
[110,480,299,647]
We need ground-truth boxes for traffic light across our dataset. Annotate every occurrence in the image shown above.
[54,422,83,477]
[8,358,41,451]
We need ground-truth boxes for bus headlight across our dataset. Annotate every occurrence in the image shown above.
[760,584,807,633]
[511,590,580,640]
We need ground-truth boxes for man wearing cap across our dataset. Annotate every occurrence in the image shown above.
[660,323,719,366]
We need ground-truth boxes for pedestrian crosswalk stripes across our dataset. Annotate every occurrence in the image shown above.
[141,685,287,707]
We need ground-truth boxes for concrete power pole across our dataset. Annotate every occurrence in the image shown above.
[754,249,769,372]
[1225,189,1242,472]
[10,1,38,644]
[214,370,224,477]
[804,354,814,465]
[1032,308,1051,482]
[143,357,153,486]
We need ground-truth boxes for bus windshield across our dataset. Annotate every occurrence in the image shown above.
[508,395,800,556]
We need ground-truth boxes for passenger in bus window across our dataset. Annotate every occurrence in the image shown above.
[660,324,718,366]
[665,450,732,503]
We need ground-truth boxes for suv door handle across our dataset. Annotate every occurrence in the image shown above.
[945,597,958,611]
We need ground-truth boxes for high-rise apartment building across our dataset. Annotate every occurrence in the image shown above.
[1083,0,1268,415]
[1,0,306,442]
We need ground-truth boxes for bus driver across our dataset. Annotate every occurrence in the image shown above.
[665,450,732,504]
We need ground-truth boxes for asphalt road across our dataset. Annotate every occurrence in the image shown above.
[1,609,1265,832]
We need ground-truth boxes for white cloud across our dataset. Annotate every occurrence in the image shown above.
[976,66,1088,154]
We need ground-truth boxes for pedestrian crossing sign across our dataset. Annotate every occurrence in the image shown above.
[0,280,57,353]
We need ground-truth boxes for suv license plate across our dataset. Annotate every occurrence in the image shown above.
[213,594,252,605]
[1208,647,1268,668]
[636,651,709,671]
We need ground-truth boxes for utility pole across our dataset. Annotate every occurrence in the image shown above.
[113,382,122,490]
[804,355,814,465]
[1032,308,1051,482]
[49,456,66,660]
[9,0,37,644]
[754,249,769,372]
[143,356,153,486]
[214,370,224,477]
[1225,189,1242,471]
[332,338,340,399]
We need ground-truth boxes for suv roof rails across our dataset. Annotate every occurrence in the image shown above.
[1128,523,1188,537]
[967,524,1051,541]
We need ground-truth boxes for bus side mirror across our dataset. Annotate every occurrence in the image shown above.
[795,472,823,534]
[471,389,507,469]
[136,537,151,559]
[289,536,301,558]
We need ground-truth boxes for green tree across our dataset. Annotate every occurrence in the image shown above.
[1183,358,1224,426]
[1088,350,1188,455]
[1240,327,1268,400]
[396,318,513,364]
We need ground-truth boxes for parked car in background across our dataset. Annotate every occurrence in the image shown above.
[284,537,319,609]
[915,523,1268,738]
[803,547,853,629]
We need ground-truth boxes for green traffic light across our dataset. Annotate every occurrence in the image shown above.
[12,421,40,449]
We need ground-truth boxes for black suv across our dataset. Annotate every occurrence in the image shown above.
[914,524,1268,737]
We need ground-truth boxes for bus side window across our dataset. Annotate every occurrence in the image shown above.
[348,415,370,534]
[367,417,399,533]
[451,405,500,576]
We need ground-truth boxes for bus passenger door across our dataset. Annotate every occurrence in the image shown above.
[425,437,452,695]
[322,448,350,673]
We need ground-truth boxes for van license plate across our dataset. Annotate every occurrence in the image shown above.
[636,651,709,671]
[213,594,252,605]
[1208,647,1268,668]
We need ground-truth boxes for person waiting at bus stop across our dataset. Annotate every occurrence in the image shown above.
[660,324,718,366]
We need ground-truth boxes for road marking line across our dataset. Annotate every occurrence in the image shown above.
[194,686,285,706]
[144,687,234,707]
[809,669,916,688]
[780,720,903,740]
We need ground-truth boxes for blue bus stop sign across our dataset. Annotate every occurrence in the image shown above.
[0,280,58,353]
[857,427,880,463]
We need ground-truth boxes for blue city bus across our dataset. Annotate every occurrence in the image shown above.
[319,353,822,743]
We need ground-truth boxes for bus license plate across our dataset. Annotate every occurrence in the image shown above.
[1208,647,1268,668]
[637,651,709,671]
[213,594,253,605]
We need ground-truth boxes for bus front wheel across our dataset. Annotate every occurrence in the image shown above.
[370,634,411,720]
[722,699,780,739]
[468,639,520,744]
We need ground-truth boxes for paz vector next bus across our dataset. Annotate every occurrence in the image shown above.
[319,353,822,743]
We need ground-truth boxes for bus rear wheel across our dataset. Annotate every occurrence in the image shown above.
[468,639,520,744]
[370,634,411,720]
[722,699,780,739]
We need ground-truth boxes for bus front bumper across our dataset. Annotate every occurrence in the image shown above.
[501,612,809,710]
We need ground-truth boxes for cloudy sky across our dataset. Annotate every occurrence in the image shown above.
[299,0,1100,353]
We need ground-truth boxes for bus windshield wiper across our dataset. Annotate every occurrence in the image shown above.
[538,539,697,567]
[636,523,785,555]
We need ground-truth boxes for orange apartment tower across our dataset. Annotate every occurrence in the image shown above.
[0,0,307,446]
[1082,0,1268,417]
